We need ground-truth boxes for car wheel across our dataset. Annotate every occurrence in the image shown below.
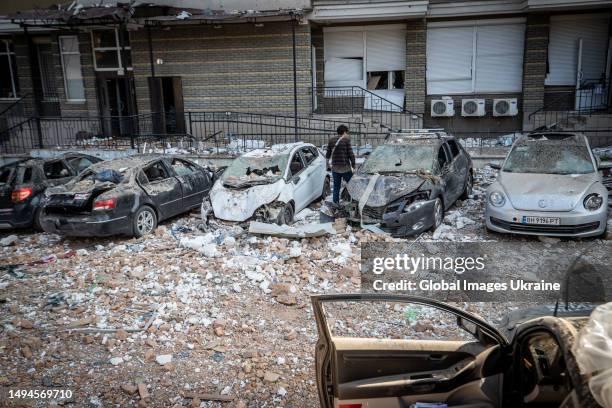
[133,206,157,238]
[431,197,444,231]
[460,171,473,200]
[33,207,44,231]
[276,202,294,225]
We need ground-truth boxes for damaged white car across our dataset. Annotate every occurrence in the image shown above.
[209,142,329,224]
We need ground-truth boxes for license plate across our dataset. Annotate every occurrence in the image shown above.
[521,216,560,225]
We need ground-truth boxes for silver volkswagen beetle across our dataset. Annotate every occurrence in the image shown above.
[485,132,608,238]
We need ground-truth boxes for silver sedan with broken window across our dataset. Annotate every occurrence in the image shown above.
[485,132,609,238]
[343,131,473,237]
[209,142,329,224]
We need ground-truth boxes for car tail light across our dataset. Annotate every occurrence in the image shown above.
[339,404,362,408]
[11,187,33,202]
[93,197,117,211]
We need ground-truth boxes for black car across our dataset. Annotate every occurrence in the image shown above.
[40,155,215,237]
[0,153,102,230]
[342,130,473,237]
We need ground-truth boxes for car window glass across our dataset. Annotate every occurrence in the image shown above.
[136,170,149,185]
[0,167,13,185]
[144,162,169,182]
[69,157,94,173]
[16,167,32,184]
[301,147,316,165]
[171,159,197,176]
[323,300,481,342]
[437,146,449,169]
[289,153,304,178]
[44,160,72,179]
[447,140,460,158]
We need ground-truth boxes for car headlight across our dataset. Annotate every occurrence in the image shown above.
[583,193,603,211]
[489,191,506,207]
[401,191,430,213]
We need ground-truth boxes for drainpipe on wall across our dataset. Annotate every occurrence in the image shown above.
[147,23,155,78]
[118,22,135,148]
[292,17,298,142]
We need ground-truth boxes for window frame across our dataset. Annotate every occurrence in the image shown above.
[90,28,132,72]
[59,35,86,102]
[288,151,306,179]
[0,39,19,100]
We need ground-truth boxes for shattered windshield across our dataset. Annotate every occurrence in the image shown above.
[503,143,594,174]
[222,153,288,187]
[360,145,434,174]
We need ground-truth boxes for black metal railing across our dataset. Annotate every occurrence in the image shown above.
[528,79,611,131]
[312,86,423,130]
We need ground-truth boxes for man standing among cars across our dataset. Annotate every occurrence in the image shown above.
[326,125,356,205]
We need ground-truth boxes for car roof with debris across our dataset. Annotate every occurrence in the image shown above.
[84,154,162,172]
[517,132,588,146]
[385,129,453,146]
[241,142,310,158]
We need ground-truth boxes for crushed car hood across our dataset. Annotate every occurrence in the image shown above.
[346,173,425,207]
[210,179,283,222]
[499,172,599,211]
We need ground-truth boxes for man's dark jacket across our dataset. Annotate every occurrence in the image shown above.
[326,136,356,169]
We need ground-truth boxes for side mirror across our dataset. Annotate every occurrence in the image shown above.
[292,176,301,185]
[489,162,502,170]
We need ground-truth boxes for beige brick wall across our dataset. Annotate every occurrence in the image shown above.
[130,22,313,116]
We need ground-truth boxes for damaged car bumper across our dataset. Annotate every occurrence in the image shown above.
[0,204,35,229]
[346,198,437,237]
[40,213,132,237]
[485,206,607,237]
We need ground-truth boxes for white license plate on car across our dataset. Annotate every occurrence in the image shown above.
[521,216,560,225]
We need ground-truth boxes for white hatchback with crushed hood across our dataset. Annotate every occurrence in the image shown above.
[209,142,329,224]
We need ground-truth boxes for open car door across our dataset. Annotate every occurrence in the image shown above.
[312,294,509,408]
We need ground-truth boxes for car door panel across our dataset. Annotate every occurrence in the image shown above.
[312,294,507,408]
[141,161,183,219]
[170,159,212,209]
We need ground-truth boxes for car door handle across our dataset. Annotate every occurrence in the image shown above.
[428,354,445,361]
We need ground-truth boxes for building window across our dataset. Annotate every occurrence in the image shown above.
[91,28,132,72]
[59,36,85,101]
[0,39,19,99]
[426,19,525,95]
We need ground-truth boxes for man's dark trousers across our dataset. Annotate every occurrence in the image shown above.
[332,171,352,203]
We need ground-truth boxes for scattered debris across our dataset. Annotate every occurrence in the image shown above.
[248,221,336,238]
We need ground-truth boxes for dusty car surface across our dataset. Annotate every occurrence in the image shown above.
[210,142,329,224]
[40,155,215,237]
[0,153,102,230]
[312,293,599,408]
[342,131,472,236]
[485,132,608,238]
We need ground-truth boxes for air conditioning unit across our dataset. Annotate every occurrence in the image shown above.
[493,98,518,117]
[431,97,454,117]
[461,99,485,117]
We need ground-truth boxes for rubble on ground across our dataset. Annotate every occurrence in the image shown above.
[0,167,610,407]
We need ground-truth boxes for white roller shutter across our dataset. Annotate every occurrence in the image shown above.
[546,14,610,86]
[324,57,363,88]
[426,26,474,94]
[475,24,525,92]
[366,30,406,72]
[324,30,363,59]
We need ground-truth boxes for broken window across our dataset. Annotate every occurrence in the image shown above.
[17,167,33,184]
[367,71,405,90]
[144,162,169,182]
[68,157,94,174]
[222,153,289,187]
[136,170,149,185]
[504,143,595,175]
[438,146,450,169]
[301,148,316,166]
[43,161,72,180]
[91,29,132,72]
[289,154,304,178]
[447,140,461,158]
[0,39,19,99]
[0,166,13,185]
[361,145,434,174]
[171,159,197,176]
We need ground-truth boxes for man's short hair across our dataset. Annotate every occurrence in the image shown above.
[337,124,349,135]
